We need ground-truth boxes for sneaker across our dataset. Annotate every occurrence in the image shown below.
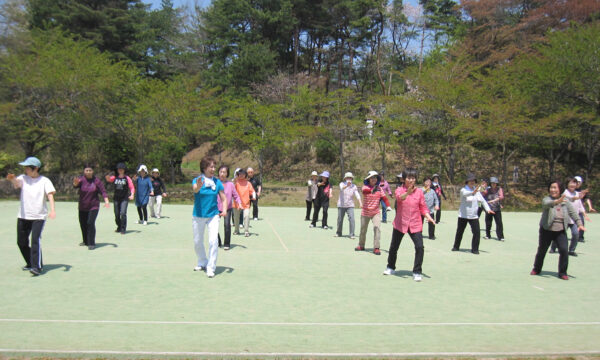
[150,215,156,218]
[568,251,578,257]
[22,266,32,271]
[381,220,387,223]
[234,231,240,235]
[383,267,395,275]
[483,236,491,240]
[239,224,244,228]
[386,206,392,212]
[530,269,539,275]
[471,250,479,255]
[559,274,569,280]
[224,246,230,250]
[451,247,459,251]
[373,248,381,255]
[413,273,422,282]
[88,245,95,250]
[207,271,215,278]
[194,266,205,271]
[334,233,341,237]
[499,238,505,241]
[29,268,41,276]
[79,242,86,246]
[245,232,250,237]
[304,218,310,221]
[253,217,258,221]
[156,215,161,219]
[429,236,436,240]
[115,228,121,233]
[578,239,585,243]
[309,224,315,228]
[143,221,148,225]
[349,235,355,239]
[322,225,329,229]
[355,246,365,251]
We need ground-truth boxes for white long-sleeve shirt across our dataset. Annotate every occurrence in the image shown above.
[458,186,490,219]
[337,182,361,208]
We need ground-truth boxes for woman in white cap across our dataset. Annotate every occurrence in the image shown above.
[550,177,590,256]
[483,176,504,241]
[310,171,332,229]
[452,173,494,254]
[133,165,154,225]
[305,171,319,221]
[6,157,56,276]
[335,172,362,238]
[356,171,391,255]
[149,168,167,219]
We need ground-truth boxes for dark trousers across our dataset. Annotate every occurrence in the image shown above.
[114,198,128,232]
[79,209,99,246]
[454,217,480,251]
[435,199,442,223]
[17,218,45,270]
[485,210,504,239]
[251,198,259,219]
[421,213,435,238]
[305,200,313,220]
[534,227,569,276]
[551,223,578,252]
[218,209,233,247]
[137,205,148,221]
[311,200,329,227]
[387,228,424,274]
[579,213,585,241]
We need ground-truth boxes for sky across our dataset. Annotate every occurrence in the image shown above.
[144,0,423,11]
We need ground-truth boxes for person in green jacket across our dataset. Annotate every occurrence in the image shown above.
[531,180,585,280]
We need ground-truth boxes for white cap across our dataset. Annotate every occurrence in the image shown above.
[152,168,159,173]
[310,171,318,176]
[137,165,148,173]
[344,172,354,179]
[574,176,583,183]
[364,170,379,181]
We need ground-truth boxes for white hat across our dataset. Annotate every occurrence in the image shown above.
[310,171,318,176]
[575,176,583,183]
[152,168,159,173]
[344,172,354,179]
[364,170,379,181]
[137,165,148,173]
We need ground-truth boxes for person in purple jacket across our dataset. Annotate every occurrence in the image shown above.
[73,164,109,250]
[217,165,242,250]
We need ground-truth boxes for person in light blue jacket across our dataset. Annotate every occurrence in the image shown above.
[134,165,154,225]
[452,173,494,254]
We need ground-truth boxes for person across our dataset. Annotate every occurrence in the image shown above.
[483,177,505,241]
[550,177,590,256]
[105,163,134,234]
[383,168,435,281]
[379,171,393,223]
[305,171,319,221]
[574,176,594,242]
[431,174,447,224]
[477,178,488,218]
[421,177,439,240]
[335,172,362,238]
[134,165,153,225]
[149,168,167,219]
[247,167,262,221]
[73,164,109,250]
[356,171,391,255]
[192,156,227,278]
[217,165,241,250]
[531,181,585,280]
[310,171,332,229]
[6,157,56,276]
[452,173,494,254]
[393,172,404,210]
[233,169,255,237]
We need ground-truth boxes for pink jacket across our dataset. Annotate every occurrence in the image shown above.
[393,185,430,233]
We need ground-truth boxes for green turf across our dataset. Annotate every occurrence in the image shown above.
[0,201,599,358]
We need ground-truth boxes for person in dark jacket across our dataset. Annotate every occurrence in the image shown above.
[73,164,109,250]
[149,168,168,219]
[105,163,134,234]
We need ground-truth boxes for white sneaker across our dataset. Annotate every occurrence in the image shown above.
[309,224,315,228]
[156,215,161,219]
[206,271,215,278]
[194,266,205,271]
[383,268,395,275]
[323,225,328,229]
[386,206,393,212]
[143,221,148,225]
[253,217,258,221]
[413,273,422,282]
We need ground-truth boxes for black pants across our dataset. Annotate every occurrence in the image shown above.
[435,199,442,223]
[137,205,148,221]
[17,218,45,270]
[114,198,128,232]
[421,213,435,238]
[311,200,329,227]
[79,209,99,246]
[305,200,313,220]
[551,223,578,252]
[534,227,568,276]
[485,210,504,239]
[454,217,480,252]
[251,198,259,219]
[387,228,424,274]
[218,209,233,247]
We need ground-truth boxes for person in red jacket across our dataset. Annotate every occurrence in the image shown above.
[356,171,391,255]
[383,168,435,281]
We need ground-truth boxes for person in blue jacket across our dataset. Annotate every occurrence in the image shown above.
[134,165,153,225]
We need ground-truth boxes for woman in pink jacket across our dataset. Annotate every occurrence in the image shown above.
[383,168,435,281]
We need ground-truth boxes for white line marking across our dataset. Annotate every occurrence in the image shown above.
[265,219,289,252]
[0,349,599,357]
[533,285,545,291]
[1,319,599,326]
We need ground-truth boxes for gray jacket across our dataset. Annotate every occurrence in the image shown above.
[540,196,582,231]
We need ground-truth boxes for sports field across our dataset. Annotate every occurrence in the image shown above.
[0,200,599,358]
